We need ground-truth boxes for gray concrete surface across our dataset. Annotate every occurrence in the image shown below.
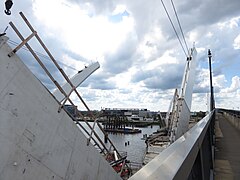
[0,36,121,180]
[215,113,240,180]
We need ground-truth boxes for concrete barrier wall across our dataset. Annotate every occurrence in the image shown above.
[0,36,121,180]
[223,112,240,131]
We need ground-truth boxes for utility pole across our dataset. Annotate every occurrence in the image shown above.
[208,49,215,111]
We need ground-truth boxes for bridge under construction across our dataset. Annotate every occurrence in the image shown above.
[0,12,239,180]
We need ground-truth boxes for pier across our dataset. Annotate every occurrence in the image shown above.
[103,115,142,134]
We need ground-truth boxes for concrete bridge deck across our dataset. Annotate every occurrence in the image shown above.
[215,112,240,180]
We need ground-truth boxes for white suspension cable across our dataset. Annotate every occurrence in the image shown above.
[160,0,188,57]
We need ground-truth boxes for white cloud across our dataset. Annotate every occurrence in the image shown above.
[112,4,127,15]
[2,0,240,111]
[137,26,164,60]
[222,76,240,93]
[32,0,135,60]
[194,68,210,91]
[196,47,206,53]
[206,32,213,38]
[233,34,240,49]
[189,31,199,43]
[214,74,227,89]
[218,16,240,29]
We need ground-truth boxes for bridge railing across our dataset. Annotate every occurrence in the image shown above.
[218,108,240,131]
[129,110,215,180]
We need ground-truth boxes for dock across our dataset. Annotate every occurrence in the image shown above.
[104,128,141,134]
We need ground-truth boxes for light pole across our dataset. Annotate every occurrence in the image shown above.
[208,49,215,111]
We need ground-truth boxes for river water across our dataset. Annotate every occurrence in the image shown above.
[79,122,159,164]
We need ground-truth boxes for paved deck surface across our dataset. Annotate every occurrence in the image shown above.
[215,113,240,180]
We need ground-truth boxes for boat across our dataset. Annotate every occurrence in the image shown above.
[129,115,142,121]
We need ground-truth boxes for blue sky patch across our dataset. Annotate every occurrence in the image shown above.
[109,10,130,23]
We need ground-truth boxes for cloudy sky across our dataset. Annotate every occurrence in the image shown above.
[1,0,240,112]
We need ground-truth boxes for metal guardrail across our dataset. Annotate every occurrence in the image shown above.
[130,110,215,180]
[218,108,240,117]
[218,108,240,131]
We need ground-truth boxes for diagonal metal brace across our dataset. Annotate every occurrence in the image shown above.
[58,86,76,113]
[8,28,37,57]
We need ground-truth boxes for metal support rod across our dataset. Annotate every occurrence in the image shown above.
[19,11,99,138]
[8,13,128,170]
[65,109,107,155]
[76,111,110,154]
[81,117,110,154]
[63,106,105,154]
[75,122,105,154]
[119,159,126,175]
[87,119,97,145]
[58,86,76,113]
[18,12,121,157]
[9,22,76,109]
[19,12,92,113]
[14,12,122,162]
[96,121,122,158]
[8,31,37,57]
